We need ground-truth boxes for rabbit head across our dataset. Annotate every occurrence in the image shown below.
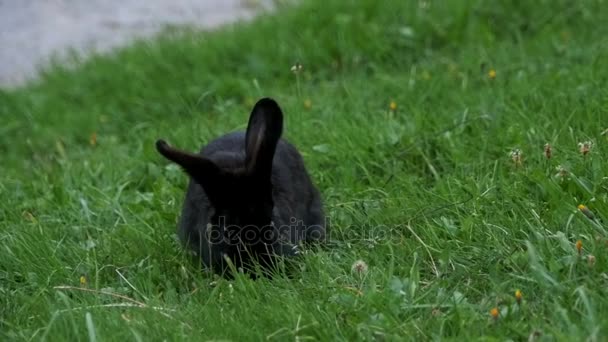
[156,98,284,245]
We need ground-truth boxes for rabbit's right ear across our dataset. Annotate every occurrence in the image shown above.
[245,98,283,183]
[156,139,224,203]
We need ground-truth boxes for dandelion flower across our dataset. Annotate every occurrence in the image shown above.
[304,98,312,110]
[578,204,596,221]
[488,69,497,79]
[351,259,368,276]
[389,101,397,111]
[515,289,522,305]
[490,307,499,319]
[90,132,97,147]
[576,240,583,255]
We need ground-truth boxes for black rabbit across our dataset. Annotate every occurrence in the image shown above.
[156,98,326,277]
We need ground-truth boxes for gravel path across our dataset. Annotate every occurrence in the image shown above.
[0,0,269,88]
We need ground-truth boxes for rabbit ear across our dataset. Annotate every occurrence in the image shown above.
[245,98,283,182]
[156,139,224,202]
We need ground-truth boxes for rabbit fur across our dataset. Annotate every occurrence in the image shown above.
[156,98,326,276]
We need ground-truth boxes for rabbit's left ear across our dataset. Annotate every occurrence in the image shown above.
[245,98,283,182]
[155,139,225,204]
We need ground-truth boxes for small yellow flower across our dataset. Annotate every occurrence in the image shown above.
[90,132,97,147]
[576,240,583,255]
[515,289,522,305]
[389,101,397,111]
[488,69,497,79]
[578,204,597,221]
[79,275,87,287]
[490,307,499,319]
[304,98,312,110]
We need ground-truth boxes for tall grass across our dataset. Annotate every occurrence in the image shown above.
[1,0,608,340]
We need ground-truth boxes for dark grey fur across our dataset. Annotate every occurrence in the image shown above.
[156,98,326,277]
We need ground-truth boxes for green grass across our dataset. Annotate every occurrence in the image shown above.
[2,0,608,340]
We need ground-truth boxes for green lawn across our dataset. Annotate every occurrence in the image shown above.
[2,0,608,340]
